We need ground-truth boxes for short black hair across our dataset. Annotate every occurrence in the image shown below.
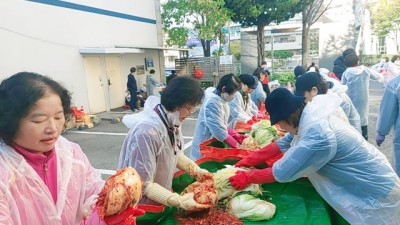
[0,72,72,145]
[150,69,155,74]
[130,67,136,73]
[161,76,204,111]
[391,55,400,63]
[294,66,306,78]
[344,53,359,67]
[216,73,240,95]
[253,67,267,80]
[171,70,177,75]
[342,48,356,58]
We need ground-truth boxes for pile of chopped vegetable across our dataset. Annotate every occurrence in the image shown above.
[175,209,244,225]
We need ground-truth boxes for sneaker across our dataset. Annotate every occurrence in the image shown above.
[131,109,138,112]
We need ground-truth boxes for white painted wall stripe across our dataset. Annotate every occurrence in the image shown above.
[68,131,193,139]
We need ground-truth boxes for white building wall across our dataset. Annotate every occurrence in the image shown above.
[0,0,161,113]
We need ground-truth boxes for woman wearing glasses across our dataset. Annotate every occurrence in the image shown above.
[118,76,213,211]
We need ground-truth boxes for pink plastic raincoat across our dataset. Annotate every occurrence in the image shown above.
[0,136,105,225]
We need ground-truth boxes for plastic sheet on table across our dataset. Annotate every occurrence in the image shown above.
[142,157,350,225]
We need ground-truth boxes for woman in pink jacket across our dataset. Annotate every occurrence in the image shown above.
[0,72,116,225]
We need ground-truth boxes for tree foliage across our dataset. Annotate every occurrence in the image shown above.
[266,50,293,59]
[229,40,241,61]
[224,0,302,65]
[369,0,400,52]
[300,0,333,67]
[161,0,231,57]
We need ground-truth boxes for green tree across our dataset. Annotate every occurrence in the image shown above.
[299,0,333,67]
[162,0,231,57]
[224,0,302,65]
[266,50,293,59]
[369,0,400,53]
[229,40,241,61]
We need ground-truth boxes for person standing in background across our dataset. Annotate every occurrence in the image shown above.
[251,68,267,108]
[332,48,356,80]
[127,67,138,112]
[383,55,400,86]
[376,75,400,176]
[260,61,271,95]
[306,62,319,73]
[166,70,177,85]
[341,53,384,140]
[146,69,161,97]
[293,65,306,80]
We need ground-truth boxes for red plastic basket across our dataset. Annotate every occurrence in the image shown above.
[200,138,252,159]
[199,138,283,166]
[235,122,252,133]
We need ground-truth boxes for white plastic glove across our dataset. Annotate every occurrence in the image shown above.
[145,183,210,211]
[189,164,213,182]
[168,192,210,211]
[177,154,213,181]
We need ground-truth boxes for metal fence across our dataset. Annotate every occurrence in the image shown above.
[175,57,237,88]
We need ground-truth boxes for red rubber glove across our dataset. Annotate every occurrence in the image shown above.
[224,135,239,148]
[228,127,247,144]
[103,207,145,225]
[234,134,247,144]
[229,168,276,190]
[246,119,255,125]
[235,142,281,168]
[252,115,258,122]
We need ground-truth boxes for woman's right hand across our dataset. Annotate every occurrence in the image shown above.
[178,193,210,211]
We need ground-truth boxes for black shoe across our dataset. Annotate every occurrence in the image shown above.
[131,109,138,112]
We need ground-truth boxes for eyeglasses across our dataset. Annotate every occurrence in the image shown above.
[184,105,196,115]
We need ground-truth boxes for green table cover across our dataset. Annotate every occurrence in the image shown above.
[137,158,349,225]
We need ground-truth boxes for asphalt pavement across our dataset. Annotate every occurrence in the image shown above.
[62,80,394,178]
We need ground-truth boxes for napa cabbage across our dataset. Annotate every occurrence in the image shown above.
[227,193,276,221]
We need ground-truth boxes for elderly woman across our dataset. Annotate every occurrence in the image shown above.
[119,76,212,211]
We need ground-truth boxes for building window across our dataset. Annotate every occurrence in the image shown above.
[288,35,296,42]
[168,56,176,62]
[377,37,386,54]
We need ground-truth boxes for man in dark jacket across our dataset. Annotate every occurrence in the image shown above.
[127,67,138,112]
[332,48,356,80]
[166,70,177,85]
